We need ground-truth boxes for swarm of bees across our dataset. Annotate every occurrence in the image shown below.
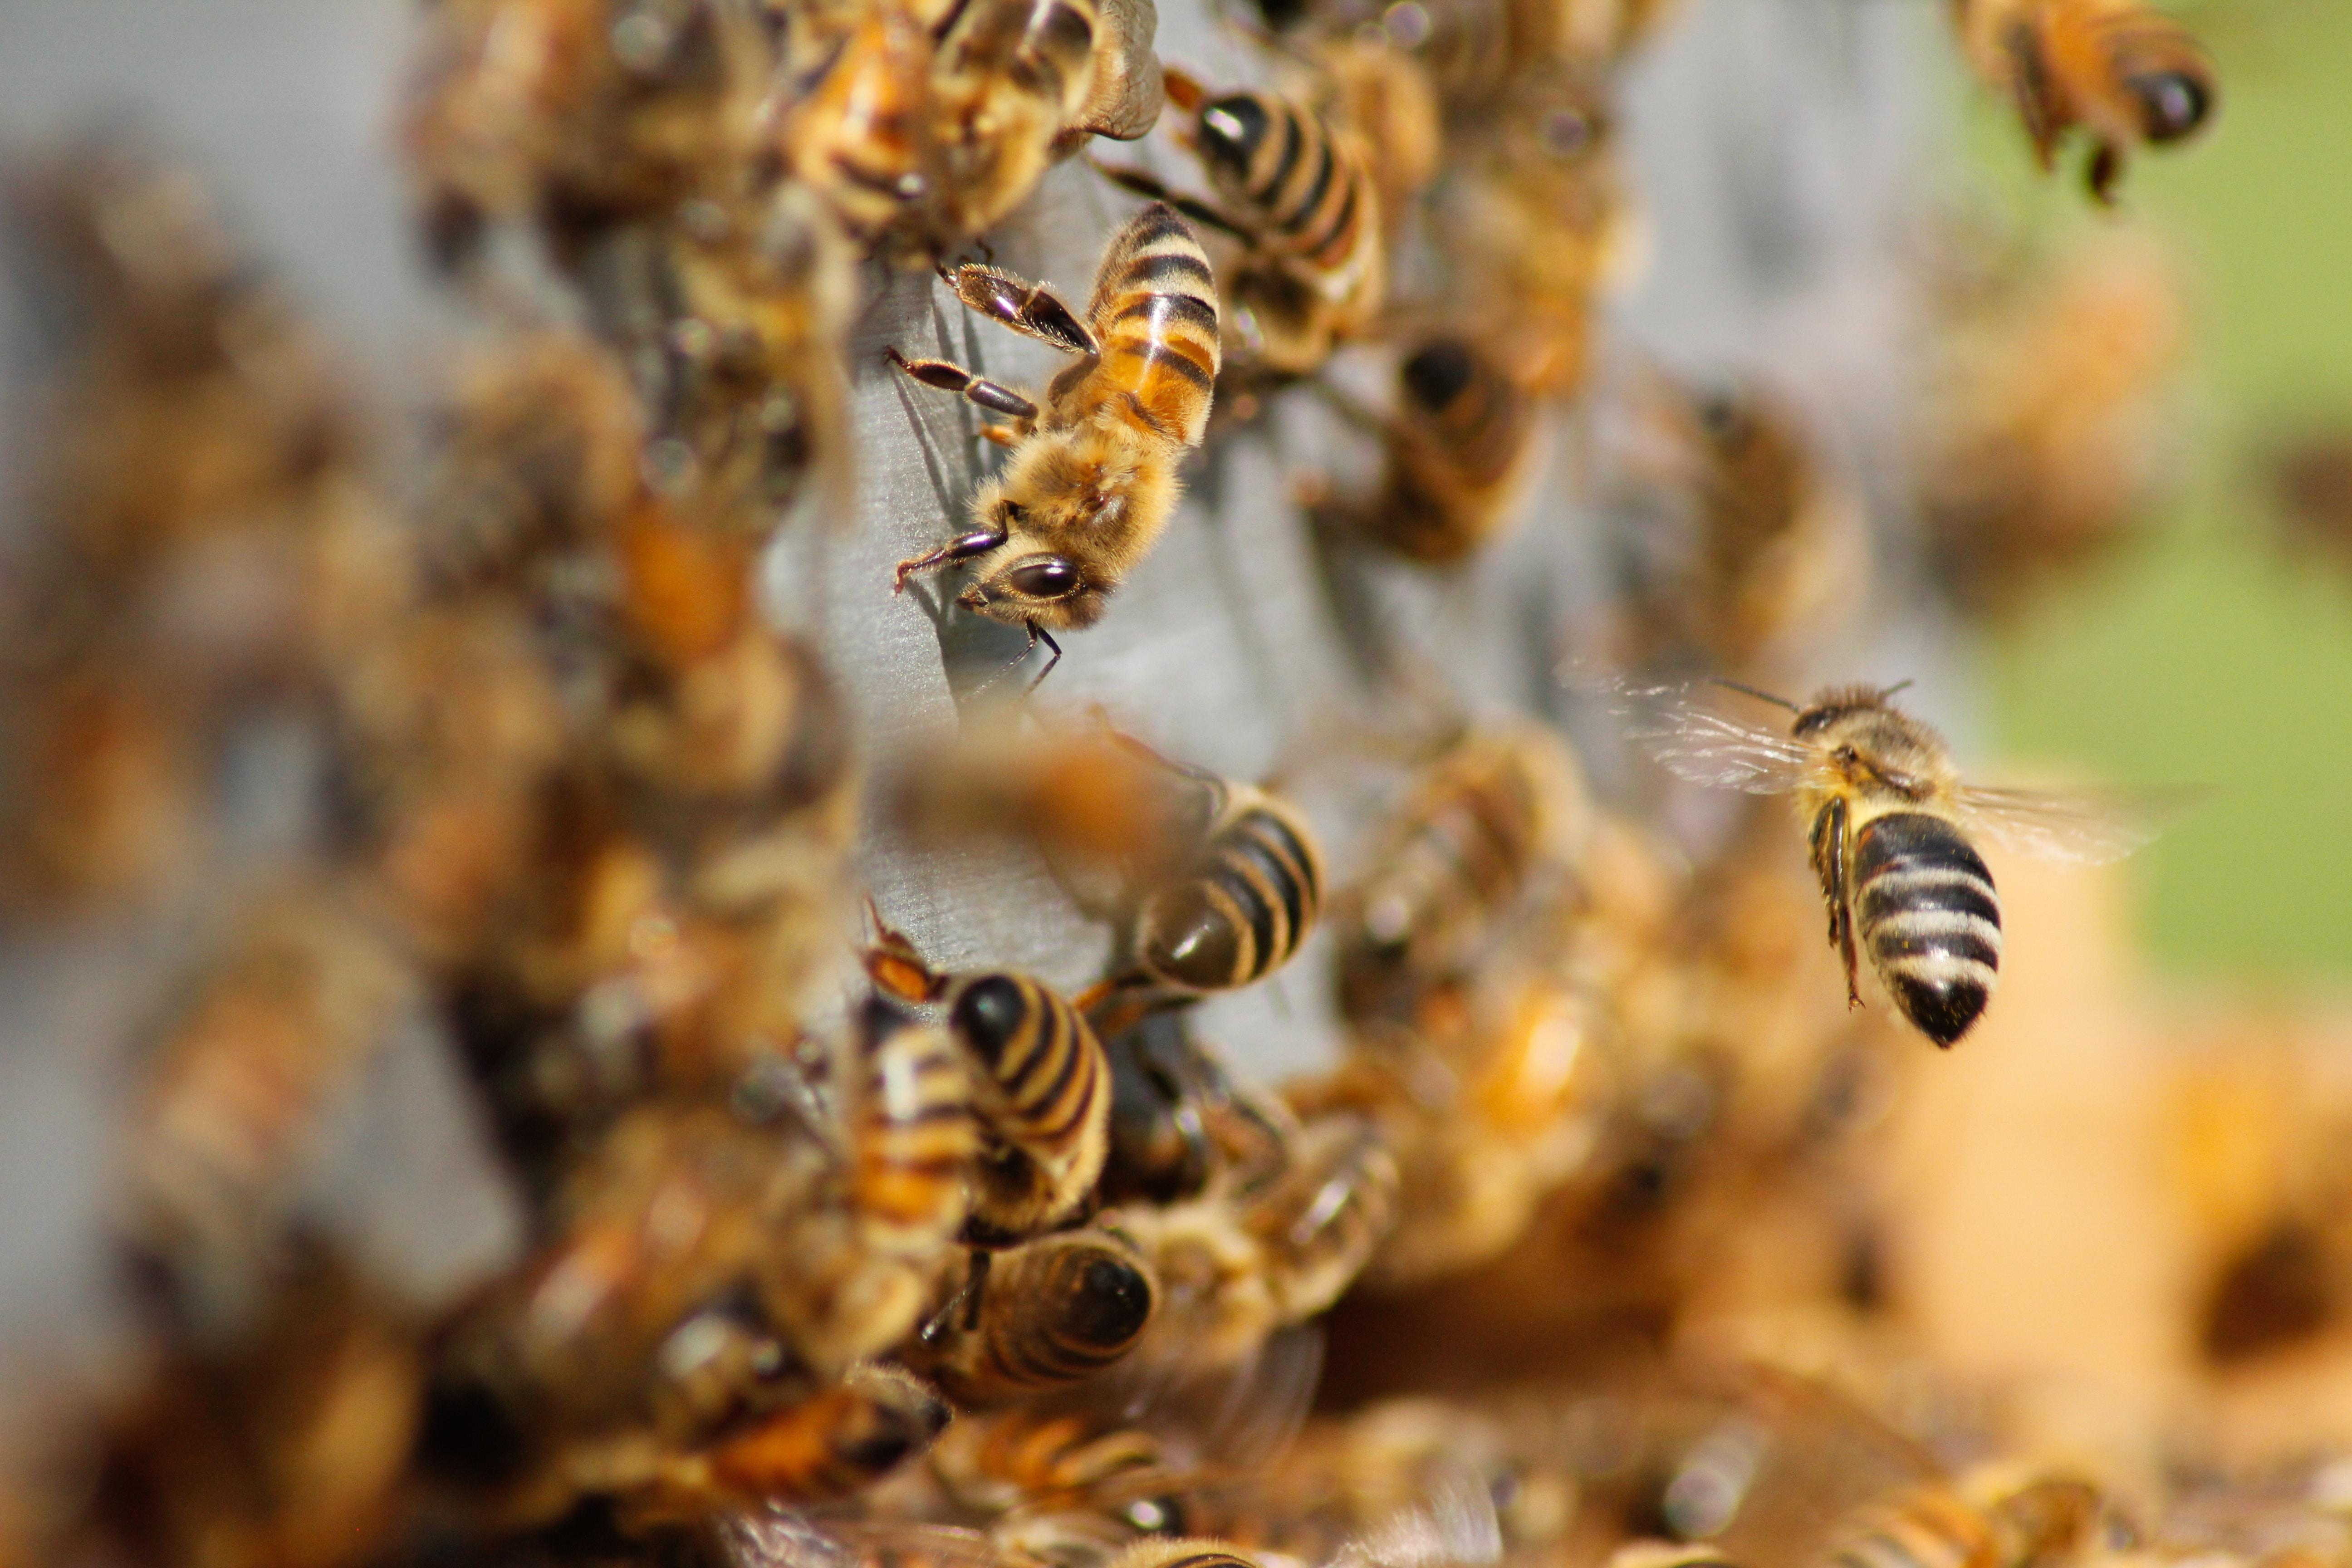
[0,1,2290,1568]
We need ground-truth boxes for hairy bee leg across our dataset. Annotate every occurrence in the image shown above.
[944,263,1100,358]
[1813,796,1862,1009]
[894,524,1009,593]
[1088,162,1256,241]
[886,347,1041,426]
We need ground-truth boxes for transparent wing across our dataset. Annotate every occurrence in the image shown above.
[1953,784,2189,866]
[1616,685,1812,795]
[1331,1468,1504,1568]
[723,1514,1010,1568]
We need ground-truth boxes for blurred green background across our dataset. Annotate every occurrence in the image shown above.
[1971,0,2352,980]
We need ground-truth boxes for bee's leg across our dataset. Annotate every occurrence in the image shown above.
[960,1248,991,1330]
[893,524,1008,593]
[885,346,1039,428]
[944,264,1099,358]
[1023,622,1063,693]
[916,1250,990,1346]
[1811,797,1862,1009]
[1087,162,1257,243]
[978,424,1023,448]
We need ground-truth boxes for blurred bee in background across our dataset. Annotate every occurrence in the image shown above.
[1592,371,1866,687]
[864,919,1112,1245]
[1950,0,2215,202]
[404,0,775,265]
[1308,336,1544,568]
[1913,228,2183,617]
[2268,430,2352,579]
[1630,681,2161,1047]
[1806,1468,2111,1568]
[889,201,1221,677]
[1098,70,1385,379]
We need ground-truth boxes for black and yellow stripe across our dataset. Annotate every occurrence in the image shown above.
[1191,89,1372,282]
[1136,789,1323,992]
[850,1000,978,1255]
[1850,812,2002,1049]
[947,970,1112,1241]
[1818,1486,1997,1568]
[1076,201,1223,447]
[1362,337,1535,564]
[915,1230,1156,1402]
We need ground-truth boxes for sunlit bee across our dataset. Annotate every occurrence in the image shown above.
[1631,682,2162,1046]
[1954,0,2214,201]
[853,998,981,1255]
[1101,71,1382,377]
[890,202,1220,681]
[865,920,1112,1245]
[906,1227,1159,1402]
[1333,725,1588,1029]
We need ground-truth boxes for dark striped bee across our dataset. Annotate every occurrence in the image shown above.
[1953,0,2215,202]
[1099,71,1383,377]
[1630,682,2162,1047]
[1811,1472,2107,1568]
[1113,749,1325,998]
[1332,724,1588,1031]
[1320,337,1542,567]
[889,201,1221,681]
[904,1226,1159,1403]
[864,918,1113,1245]
[848,997,982,1259]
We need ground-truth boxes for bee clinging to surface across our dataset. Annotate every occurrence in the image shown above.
[1953,0,2215,202]
[889,201,1221,682]
[1631,682,2162,1047]
[865,917,1114,1245]
[903,1225,1159,1403]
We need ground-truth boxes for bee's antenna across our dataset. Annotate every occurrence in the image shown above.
[1880,678,1916,699]
[1709,677,1801,713]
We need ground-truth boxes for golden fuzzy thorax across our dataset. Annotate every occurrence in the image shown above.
[958,414,1180,633]
[1789,688,1961,825]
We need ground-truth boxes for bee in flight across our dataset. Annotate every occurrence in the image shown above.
[1629,681,2162,1047]
[888,201,1221,688]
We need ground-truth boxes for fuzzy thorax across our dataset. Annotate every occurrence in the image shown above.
[957,413,1181,633]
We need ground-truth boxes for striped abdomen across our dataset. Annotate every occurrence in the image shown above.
[1851,811,2002,1048]
[1376,337,1535,562]
[1191,90,1377,293]
[1073,202,1221,447]
[851,1000,977,1254]
[915,1230,1156,1401]
[1817,1486,1997,1568]
[683,1367,949,1505]
[1135,791,1323,992]
[957,1408,1169,1503]
[1107,1544,1258,1568]
[948,970,1112,1241]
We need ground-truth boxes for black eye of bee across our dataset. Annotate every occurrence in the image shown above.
[1007,558,1082,598]
[1401,340,1477,412]
[2127,70,2211,142]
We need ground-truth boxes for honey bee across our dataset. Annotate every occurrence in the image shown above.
[848,997,984,1262]
[1811,1471,2108,1568]
[1333,724,1590,1032]
[1099,72,1383,378]
[903,1225,1160,1402]
[864,918,1113,1244]
[1105,746,1325,1000]
[1598,374,1864,683]
[1315,337,1542,568]
[1116,1111,1396,1372]
[928,1405,1185,1525]
[1629,681,2161,1046]
[1952,0,2215,202]
[778,0,941,255]
[889,201,1221,679]
[403,0,774,263]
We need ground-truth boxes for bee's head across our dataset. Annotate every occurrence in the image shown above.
[1790,681,1909,738]
[2125,62,2212,144]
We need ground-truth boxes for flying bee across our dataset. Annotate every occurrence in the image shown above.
[1628,681,2164,1047]
[1333,725,1590,1032]
[888,201,1221,682]
[1322,337,1542,568]
[864,917,1113,1245]
[903,1225,1160,1403]
[1953,0,2215,201]
[1099,71,1383,378]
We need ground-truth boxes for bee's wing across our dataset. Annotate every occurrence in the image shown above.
[725,1518,1016,1568]
[1329,1469,1504,1568]
[1619,688,1813,795]
[1952,784,2189,866]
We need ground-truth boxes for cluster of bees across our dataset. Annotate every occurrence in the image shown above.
[0,1,2254,1568]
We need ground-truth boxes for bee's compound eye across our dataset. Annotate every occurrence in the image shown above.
[2127,69,2210,142]
[1007,557,1082,599]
